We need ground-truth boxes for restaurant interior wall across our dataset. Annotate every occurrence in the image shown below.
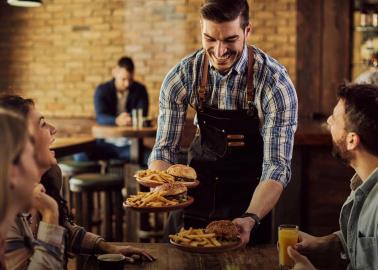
[0,0,297,119]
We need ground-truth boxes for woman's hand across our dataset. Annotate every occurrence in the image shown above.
[32,184,59,224]
[97,241,156,263]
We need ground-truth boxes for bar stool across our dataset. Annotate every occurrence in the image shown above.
[58,160,102,208]
[69,173,124,241]
[105,159,126,175]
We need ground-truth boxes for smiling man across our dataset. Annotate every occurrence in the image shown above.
[149,0,298,245]
[288,84,378,270]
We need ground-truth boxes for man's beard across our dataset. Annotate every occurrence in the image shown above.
[331,136,354,165]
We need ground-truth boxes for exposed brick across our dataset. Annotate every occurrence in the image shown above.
[0,0,296,117]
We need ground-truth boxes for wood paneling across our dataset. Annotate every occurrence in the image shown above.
[297,0,323,118]
[297,0,352,118]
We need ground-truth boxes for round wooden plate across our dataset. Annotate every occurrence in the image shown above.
[169,238,243,253]
[123,196,194,212]
[135,177,200,189]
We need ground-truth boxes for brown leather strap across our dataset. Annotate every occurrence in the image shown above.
[226,134,245,140]
[227,141,245,147]
[198,46,255,110]
[246,46,255,107]
[199,53,209,110]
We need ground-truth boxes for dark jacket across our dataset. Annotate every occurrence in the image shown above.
[94,79,149,125]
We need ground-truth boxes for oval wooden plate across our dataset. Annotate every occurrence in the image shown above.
[135,177,200,189]
[123,196,194,212]
[170,238,243,253]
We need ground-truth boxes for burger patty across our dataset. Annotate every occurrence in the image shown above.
[166,193,187,203]
[205,220,239,241]
[174,176,195,182]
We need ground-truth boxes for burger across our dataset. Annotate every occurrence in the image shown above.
[205,220,240,241]
[166,164,197,183]
[153,182,188,203]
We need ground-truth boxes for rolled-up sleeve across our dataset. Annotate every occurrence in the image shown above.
[148,64,189,165]
[259,69,297,187]
[6,219,66,270]
[64,221,103,255]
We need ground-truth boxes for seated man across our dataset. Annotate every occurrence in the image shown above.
[289,84,378,270]
[76,56,149,162]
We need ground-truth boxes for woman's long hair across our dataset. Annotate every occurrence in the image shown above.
[0,109,27,222]
[40,166,73,225]
[0,95,72,226]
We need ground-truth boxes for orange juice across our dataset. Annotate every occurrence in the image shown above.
[278,225,299,267]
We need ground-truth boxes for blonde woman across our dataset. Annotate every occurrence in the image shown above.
[0,109,39,269]
[0,95,154,270]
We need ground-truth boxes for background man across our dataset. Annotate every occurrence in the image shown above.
[76,56,149,162]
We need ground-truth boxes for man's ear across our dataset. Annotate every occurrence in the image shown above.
[346,132,360,151]
[245,23,251,38]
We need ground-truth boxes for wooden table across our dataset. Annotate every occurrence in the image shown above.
[50,136,96,158]
[91,125,157,165]
[81,243,278,270]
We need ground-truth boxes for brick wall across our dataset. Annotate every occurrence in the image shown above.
[0,0,296,118]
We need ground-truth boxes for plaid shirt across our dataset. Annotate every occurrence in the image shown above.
[149,45,298,187]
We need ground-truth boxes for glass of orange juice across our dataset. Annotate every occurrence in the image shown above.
[278,224,299,269]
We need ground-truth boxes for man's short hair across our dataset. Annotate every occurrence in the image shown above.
[338,84,378,156]
[117,57,135,73]
[200,0,249,29]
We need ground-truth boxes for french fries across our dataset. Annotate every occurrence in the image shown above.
[169,227,222,248]
[126,191,178,208]
[134,169,175,185]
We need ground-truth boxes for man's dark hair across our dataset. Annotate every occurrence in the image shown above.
[200,0,250,29]
[338,84,378,156]
[0,94,34,117]
[117,56,135,73]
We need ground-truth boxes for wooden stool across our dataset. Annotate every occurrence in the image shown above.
[69,173,124,241]
[58,160,102,208]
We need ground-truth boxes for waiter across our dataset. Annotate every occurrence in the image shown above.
[149,0,297,245]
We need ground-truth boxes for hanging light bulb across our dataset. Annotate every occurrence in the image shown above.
[7,0,42,7]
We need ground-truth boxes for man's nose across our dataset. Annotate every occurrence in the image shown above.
[214,41,227,57]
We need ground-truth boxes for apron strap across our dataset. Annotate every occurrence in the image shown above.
[198,46,256,111]
[199,53,209,111]
[246,46,255,109]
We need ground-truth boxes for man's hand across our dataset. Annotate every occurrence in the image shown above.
[97,241,156,263]
[232,217,255,245]
[32,184,59,224]
[115,112,132,126]
[295,231,334,253]
[149,160,171,171]
[287,246,317,270]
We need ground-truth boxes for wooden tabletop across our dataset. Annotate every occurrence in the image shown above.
[91,125,157,139]
[50,136,96,157]
[81,243,278,270]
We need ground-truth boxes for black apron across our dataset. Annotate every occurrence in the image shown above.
[167,46,271,244]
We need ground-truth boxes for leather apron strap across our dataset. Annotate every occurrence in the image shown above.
[198,46,255,110]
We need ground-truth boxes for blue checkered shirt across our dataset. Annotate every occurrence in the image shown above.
[149,45,298,187]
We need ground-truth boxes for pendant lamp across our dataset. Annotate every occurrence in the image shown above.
[7,0,42,7]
